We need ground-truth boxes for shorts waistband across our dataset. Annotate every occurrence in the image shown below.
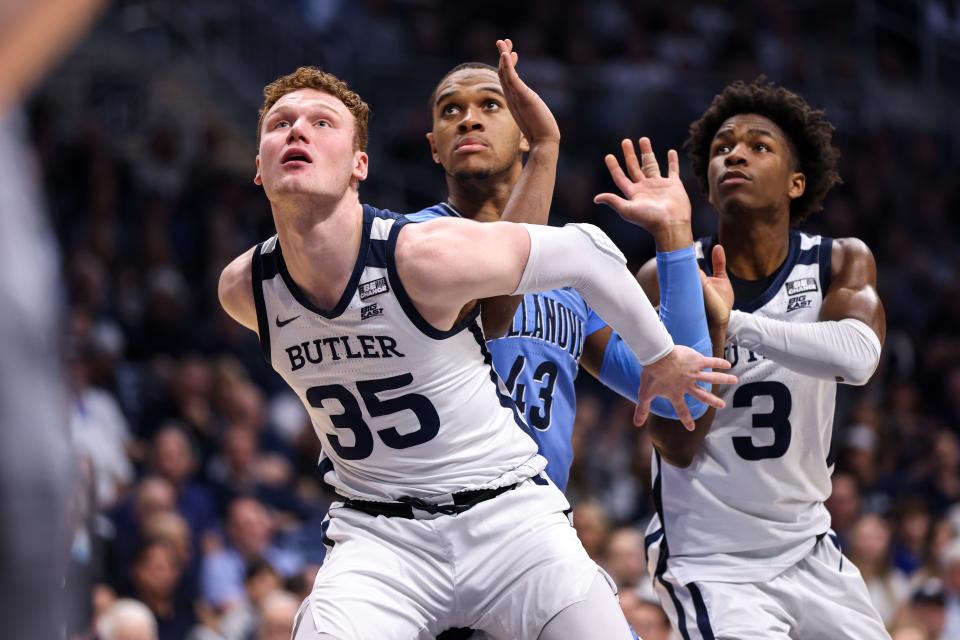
[341,474,548,519]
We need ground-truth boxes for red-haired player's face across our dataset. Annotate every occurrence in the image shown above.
[706,113,805,219]
[427,68,529,181]
[255,88,367,203]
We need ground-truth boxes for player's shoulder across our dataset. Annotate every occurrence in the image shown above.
[218,245,258,332]
[829,236,876,283]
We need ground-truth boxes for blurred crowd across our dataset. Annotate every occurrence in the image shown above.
[33,1,960,639]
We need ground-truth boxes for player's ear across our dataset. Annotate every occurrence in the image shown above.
[254,155,262,186]
[426,132,440,164]
[353,150,369,182]
[519,133,530,154]
[787,171,805,200]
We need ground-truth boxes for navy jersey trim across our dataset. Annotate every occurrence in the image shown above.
[385,216,481,340]
[687,583,716,639]
[699,232,802,313]
[368,239,388,268]
[274,205,375,319]
[652,451,693,638]
[251,242,272,365]
[467,321,534,438]
[818,237,834,294]
[795,245,819,265]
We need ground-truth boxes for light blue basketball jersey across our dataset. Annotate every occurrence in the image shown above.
[405,203,606,489]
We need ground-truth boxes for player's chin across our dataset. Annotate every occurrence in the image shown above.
[451,164,494,181]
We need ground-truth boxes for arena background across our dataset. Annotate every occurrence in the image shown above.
[29,1,960,638]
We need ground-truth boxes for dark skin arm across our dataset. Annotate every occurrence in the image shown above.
[822,237,886,343]
[476,40,560,337]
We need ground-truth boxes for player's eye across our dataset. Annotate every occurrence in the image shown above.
[755,143,769,152]
[484,100,501,110]
[274,120,290,129]
[316,120,331,128]
[442,104,459,116]
[714,144,731,155]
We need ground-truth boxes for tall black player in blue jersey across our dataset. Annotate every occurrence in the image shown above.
[639,80,889,639]
[409,52,731,494]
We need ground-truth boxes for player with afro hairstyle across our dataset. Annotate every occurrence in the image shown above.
[634,78,888,638]
[685,77,841,226]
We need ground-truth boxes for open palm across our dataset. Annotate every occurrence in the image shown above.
[594,137,692,232]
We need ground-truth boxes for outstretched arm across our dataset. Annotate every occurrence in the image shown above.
[476,38,562,338]
[637,245,733,467]
[588,139,717,421]
[395,217,735,429]
[726,238,884,385]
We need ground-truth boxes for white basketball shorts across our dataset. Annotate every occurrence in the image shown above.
[646,530,890,639]
[293,475,605,640]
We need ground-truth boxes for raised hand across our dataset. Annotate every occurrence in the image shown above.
[594,137,692,239]
[701,244,734,329]
[634,345,737,431]
[496,38,560,146]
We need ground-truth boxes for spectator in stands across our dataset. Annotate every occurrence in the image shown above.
[602,527,651,597]
[125,539,196,640]
[826,471,861,547]
[619,589,672,640]
[848,513,911,624]
[200,497,302,610]
[255,590,300,640]
[149,424,218,547]
[571,499,611,562]
[97,598,159,640]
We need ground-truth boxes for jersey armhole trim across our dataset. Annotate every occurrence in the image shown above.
[818,236,834,294]
[251,242,272,365]
[385,217,482,340]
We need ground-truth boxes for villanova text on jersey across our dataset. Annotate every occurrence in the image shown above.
[503,293,586,359]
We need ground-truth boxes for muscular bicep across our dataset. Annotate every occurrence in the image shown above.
[822,238,886,344]
[218,248,258,333]
[395,218,531,327]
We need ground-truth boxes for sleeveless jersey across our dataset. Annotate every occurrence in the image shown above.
[405,203,607,490]
[251,204,544,502]
[647,230,836,584]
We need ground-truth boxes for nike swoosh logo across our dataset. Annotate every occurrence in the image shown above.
[275,314,300,328]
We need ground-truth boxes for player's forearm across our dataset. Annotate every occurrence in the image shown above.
[498,142,558,226]
[0,0,107,112]
[513,223,673,365]
[647,314,726,467]
[598,246,712,419]
[727,311,881,385]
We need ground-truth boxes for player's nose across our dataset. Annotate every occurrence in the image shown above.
[285,118,310,144]
[456,110,483,133]
[723,144,747,165]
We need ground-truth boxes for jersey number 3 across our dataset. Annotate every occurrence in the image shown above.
[305,374,440,460]
[732,381,792,461]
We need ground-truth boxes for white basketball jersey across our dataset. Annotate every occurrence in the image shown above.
[648,230,836,585]
[250,205,543,502]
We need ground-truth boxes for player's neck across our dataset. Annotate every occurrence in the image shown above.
[272,194,364,310]
[718,208,792,280]
[445,167,520,223]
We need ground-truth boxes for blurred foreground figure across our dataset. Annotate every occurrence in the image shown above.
[0,0,106,636]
